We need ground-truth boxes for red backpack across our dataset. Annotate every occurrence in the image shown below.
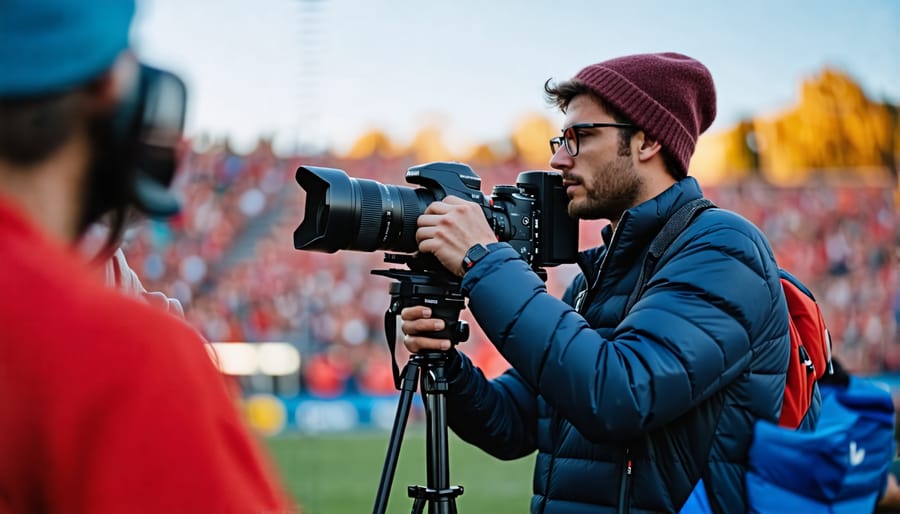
[626,198,832,428]
[776,269,831,428]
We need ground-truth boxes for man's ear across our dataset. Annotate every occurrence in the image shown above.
[634,131,663,163]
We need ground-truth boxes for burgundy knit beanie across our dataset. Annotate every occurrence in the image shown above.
[574,52,716,176]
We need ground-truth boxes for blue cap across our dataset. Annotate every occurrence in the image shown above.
[0,0,135,97]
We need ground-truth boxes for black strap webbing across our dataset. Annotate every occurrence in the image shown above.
[623,198,716,313]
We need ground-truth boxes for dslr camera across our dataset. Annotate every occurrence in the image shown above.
[293,161,578,272]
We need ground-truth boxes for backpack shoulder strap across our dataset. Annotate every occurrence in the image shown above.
[625,198,716,313]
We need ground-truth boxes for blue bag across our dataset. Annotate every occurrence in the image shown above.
[681,376,894,514]
[746,376,895,513]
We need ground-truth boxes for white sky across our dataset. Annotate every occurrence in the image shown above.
[131,0,900,155]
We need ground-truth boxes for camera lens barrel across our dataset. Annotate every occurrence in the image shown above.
[353,180,431,253]
[294,166,432,254]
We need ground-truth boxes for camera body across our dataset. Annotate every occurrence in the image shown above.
[294,161,578,270]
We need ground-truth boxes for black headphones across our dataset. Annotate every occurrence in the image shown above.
[77,63,187,245]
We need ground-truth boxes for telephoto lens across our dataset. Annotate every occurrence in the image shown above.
[294,166,433,253]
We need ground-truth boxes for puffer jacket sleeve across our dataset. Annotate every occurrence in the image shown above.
[460,216,785,443]
[444,349,539,460]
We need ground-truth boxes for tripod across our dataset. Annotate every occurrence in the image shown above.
[371,261,468,514]
[373,351,464,514]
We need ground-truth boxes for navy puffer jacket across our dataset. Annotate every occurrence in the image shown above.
[444,177,789,513]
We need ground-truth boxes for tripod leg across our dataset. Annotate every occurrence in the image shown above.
[425,383,449,487]
[411,494,426,514]
[422,360,454,514]
[373,361,420,514]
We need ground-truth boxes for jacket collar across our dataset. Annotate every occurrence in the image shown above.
[578,177,705,275]
[605,176,705,246]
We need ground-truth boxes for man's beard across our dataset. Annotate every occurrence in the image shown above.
[567,155,643,221]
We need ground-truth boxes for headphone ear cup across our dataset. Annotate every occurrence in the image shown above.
[130,65,188,218]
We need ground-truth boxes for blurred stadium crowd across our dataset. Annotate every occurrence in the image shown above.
[122,142,899,397]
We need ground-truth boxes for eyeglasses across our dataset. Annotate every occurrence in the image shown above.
[549,122,634,157]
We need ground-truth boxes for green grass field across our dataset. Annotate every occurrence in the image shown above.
[267,428,534,514]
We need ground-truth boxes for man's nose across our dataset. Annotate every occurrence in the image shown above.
[550,146,572,171]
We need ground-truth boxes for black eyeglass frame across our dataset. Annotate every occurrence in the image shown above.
[549,122,635,157]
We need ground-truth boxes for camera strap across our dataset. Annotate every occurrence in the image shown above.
[624,198,716,313]
[384,306,405,390]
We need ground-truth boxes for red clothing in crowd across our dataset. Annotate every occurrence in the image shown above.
[0,196,297,514]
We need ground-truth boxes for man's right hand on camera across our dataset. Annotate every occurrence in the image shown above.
[400,306,453,353]
[416,196,497,277]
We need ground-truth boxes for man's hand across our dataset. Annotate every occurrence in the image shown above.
[416,196,496,276]
[404,197,495,352]
[877,467,900,510]
[400,306,452,353]
[108,248,185,317]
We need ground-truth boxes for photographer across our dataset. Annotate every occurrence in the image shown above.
[0,1,297,512]
[401,53,789,513]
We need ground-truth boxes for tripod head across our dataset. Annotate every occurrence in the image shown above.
[372,253,470,356]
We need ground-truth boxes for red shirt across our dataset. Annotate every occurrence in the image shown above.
[0,197,298,514]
